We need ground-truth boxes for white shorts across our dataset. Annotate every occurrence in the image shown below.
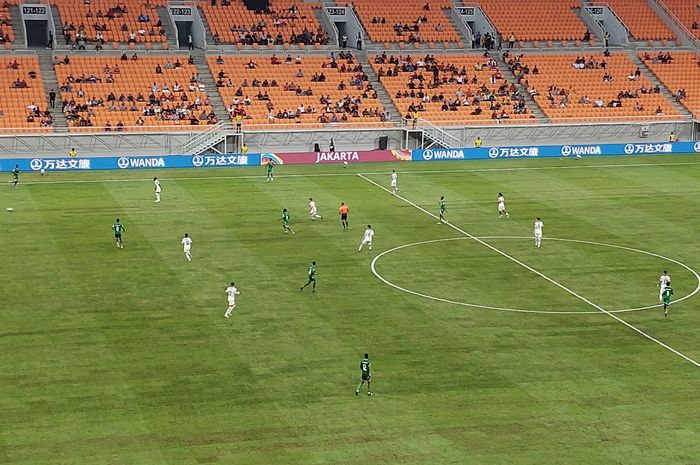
[498,203,506,212]
[534,232,542,239]
[362,238,372,244]
[155,188,162,193]
[183,246,191,253]
[310,208,317,216]
[391,180,397,188]
[227,298,236,307]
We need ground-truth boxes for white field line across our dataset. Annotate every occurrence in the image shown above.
[357,173,700,368]
[16,160,700,186]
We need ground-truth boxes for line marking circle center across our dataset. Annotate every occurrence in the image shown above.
[370,236,700,315]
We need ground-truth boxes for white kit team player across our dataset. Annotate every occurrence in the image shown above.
[390,169,399,194]
[358,224,374,252]
[497,192,509,219]
[658,270,671,303]
[181,233,192,262]
[153,176,162,203]
[224,282,240,318]
[309,197,323,220]
[533,217,543,248]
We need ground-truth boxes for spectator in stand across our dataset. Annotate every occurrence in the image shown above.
[508,32,515,49]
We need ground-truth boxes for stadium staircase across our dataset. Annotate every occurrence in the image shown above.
[190,50,229,123]
[156,7,179,49]
[196,6,217,46]
[36,48,69,132]
[50,6,65,47]
[9,4,24,48]
[419,118,461,148]
[356,53,400,122]
[496,59,548,122]
[630,51,691,117]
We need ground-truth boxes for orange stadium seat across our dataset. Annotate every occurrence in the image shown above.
[475,0,588,42]
[53,0,167,45]
[642,51,700,114]
[352,0,460,43]
[209,53,387,128]
[369,53,536,125]
[201,0,327,46]
[53,55,217,132]
[595,0,674,41]
[0,56,51,133]
[512,53,678,123]
[661,0,700,39]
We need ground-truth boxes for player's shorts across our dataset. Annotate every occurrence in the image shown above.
[534,232,542,239]
[183,246,191,252]
[498,203,506,212]
[390,180,397,187]
[227,298,236,306]
[361,372,370,381]
[310,209,318,215]
[340,213,348,220]
[362,238,372,244]
[663,295,672,304]
[308,276,316,282]
[114,233,121,238]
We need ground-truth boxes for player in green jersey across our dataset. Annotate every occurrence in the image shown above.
[662,285,674,317]
[112,218,125,248]
[437,196,447,224]
[266,160,275,182]
[10,164,19,188]
[355,353,372,396]
[281,208,294,234]
[300,261,316,292]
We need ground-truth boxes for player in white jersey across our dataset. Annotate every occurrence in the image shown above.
[358,224,374,252]
[390,169,399,194]
[309,197,323,220]
[497,192,509,218]
[533,217,543,248]
[224,282,240,318]
[658,270,671,303]
[153,176,162,203]
[181,233,192,262]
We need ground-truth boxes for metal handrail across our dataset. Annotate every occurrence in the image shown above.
[183,120,227,151]
[648,0,700,49]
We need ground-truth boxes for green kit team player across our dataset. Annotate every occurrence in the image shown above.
[355,353,372,396]
[266,160,275,182]
[281,208,294,234]
[662,285,674,317]
[300,261,316,292]
[437,196,447,224]
[10,164,19,188]
[112,218,125,248]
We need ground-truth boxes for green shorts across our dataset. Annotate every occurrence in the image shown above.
[361,372,370,381]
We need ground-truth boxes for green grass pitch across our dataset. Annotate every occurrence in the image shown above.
[2,155,700,465]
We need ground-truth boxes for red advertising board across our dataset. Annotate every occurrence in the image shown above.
[260,149,411,165]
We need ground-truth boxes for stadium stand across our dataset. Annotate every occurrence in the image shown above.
[511,53,680,122]
[475,0,589,43]
[661,0,700,39]
[596,0,675,42]
[209,52,387,128]
[0,55,52,132]
[351,0,461,44]
[641,51,699,114]
[53,54,217,131]
[53,0,167,47]
[370,53,535,124]
[0,4,15,45]
[200,0,328,46]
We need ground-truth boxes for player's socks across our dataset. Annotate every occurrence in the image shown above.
[355,389,359,396]
[368,391,372,396]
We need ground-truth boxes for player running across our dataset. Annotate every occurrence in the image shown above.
[497,192,509,219]
[437,196,447,224]
[153,176,162,203]
[10,164,19,188]
[390,169,399,194]
[182,233,192,262]
[309,198,323,220]
[534,217,544,248]
[662,284,674,317]
[358,225,374,252]
[266,160,275,182]
[658,271,671,303]
[300,261,317,292]
[339,202,349,230]
[112,218,125,248]
[355,353,372,396]
[281,208,295,234]
[224,282,240,318]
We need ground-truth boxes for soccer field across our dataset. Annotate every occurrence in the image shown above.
[2,155,700,465]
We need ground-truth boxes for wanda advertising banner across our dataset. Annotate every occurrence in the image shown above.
[260,149,411,165]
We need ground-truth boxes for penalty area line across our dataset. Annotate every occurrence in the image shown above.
[356,173,700,369]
